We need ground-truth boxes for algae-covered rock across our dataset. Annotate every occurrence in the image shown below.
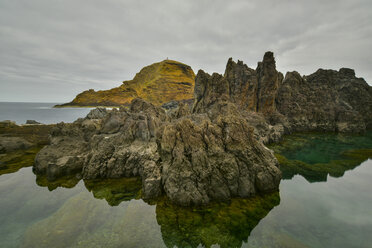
[156,192,280,248]
[269,132,372,182]
[57,60,195,107]
[0,146,42,176]
[0,123,53,175]
[84,177,142,206]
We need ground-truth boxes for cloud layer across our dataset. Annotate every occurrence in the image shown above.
[1,0,371,102]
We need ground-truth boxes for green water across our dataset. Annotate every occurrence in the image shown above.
[0,132,372,248]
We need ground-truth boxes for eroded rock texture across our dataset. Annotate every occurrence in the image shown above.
[34,51,372,206]
[277,68,372,132]
[35,96,281,205]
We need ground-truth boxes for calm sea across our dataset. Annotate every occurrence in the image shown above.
[0,103,372,247]
[0,102,94,124]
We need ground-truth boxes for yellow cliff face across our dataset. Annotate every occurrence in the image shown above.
[58,60,195,107]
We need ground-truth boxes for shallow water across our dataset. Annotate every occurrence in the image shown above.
[0,132,371,247]
[0,102,94,124]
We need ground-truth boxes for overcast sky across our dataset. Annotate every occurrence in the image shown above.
[0,0,371,102]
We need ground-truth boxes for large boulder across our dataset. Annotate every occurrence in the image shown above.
[34,97,281,206]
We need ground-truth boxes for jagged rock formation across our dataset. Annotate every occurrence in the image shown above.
[197,51,372,137]
[34,96,281,206]
[33,51,372,206]
[56,60,195,107]
[277,68,372,132]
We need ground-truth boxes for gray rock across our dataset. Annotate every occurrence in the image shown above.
[86,107,108,119]
[34,97,281,206]
[0,137,32,154]
[33,51,372,206]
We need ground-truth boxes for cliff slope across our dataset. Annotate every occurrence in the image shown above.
[57,60,195,107]
[195,52,372,138]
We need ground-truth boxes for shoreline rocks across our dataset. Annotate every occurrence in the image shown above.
[34,96,282,206]
[32,51,372,206]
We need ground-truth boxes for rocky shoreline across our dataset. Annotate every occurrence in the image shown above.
[4,51,369,206]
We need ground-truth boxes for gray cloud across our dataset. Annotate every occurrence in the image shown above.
[0,0,371,102]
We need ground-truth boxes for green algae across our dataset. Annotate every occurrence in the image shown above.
[269,131,372,182]
[36,175,142,206]
[155,192,280,248]
[35,174,81,191]
[0,146,42,176]
[2,129,372,247]
[84,177,142,206]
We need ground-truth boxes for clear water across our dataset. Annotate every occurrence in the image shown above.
[0,104,372,247]
[0,102,94,124]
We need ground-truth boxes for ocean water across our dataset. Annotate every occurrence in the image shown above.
[0,106,372,247]
[0,102,94,124]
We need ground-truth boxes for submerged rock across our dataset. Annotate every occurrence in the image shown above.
[156,192,280,248]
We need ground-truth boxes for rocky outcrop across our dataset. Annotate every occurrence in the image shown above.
[33,51,372,206]
[57,60,195,107]
[196,51,371,136]
[193,52,288,144]
[276,68,372,133]
[26,120,41,125]
[34,96,281,206]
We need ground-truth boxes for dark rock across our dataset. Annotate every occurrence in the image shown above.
[86,107,108,119]
[32,51,372,206]
[34,96,281,205]
[276,68,372,133]
[256,51,283,113]
[161,100,178,110]
[26,120,41,125]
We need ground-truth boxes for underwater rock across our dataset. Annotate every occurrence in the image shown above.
[0,123,53,175]
[156,192,280,248]
[269,132,372,182]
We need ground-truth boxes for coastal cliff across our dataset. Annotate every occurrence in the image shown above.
[56,60,195,107]
[34,51,372,206]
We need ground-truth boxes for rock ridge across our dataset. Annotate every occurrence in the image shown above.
[33,51,372,206]
[56,60,195,107]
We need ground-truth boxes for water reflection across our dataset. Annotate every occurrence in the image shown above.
[84,177,142,206]
[269,131,372,182]
[1,131,372,247]
[0,146,41,176]
[32,173,280,247]
[156,193,280,248]
[36,174,142,206]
